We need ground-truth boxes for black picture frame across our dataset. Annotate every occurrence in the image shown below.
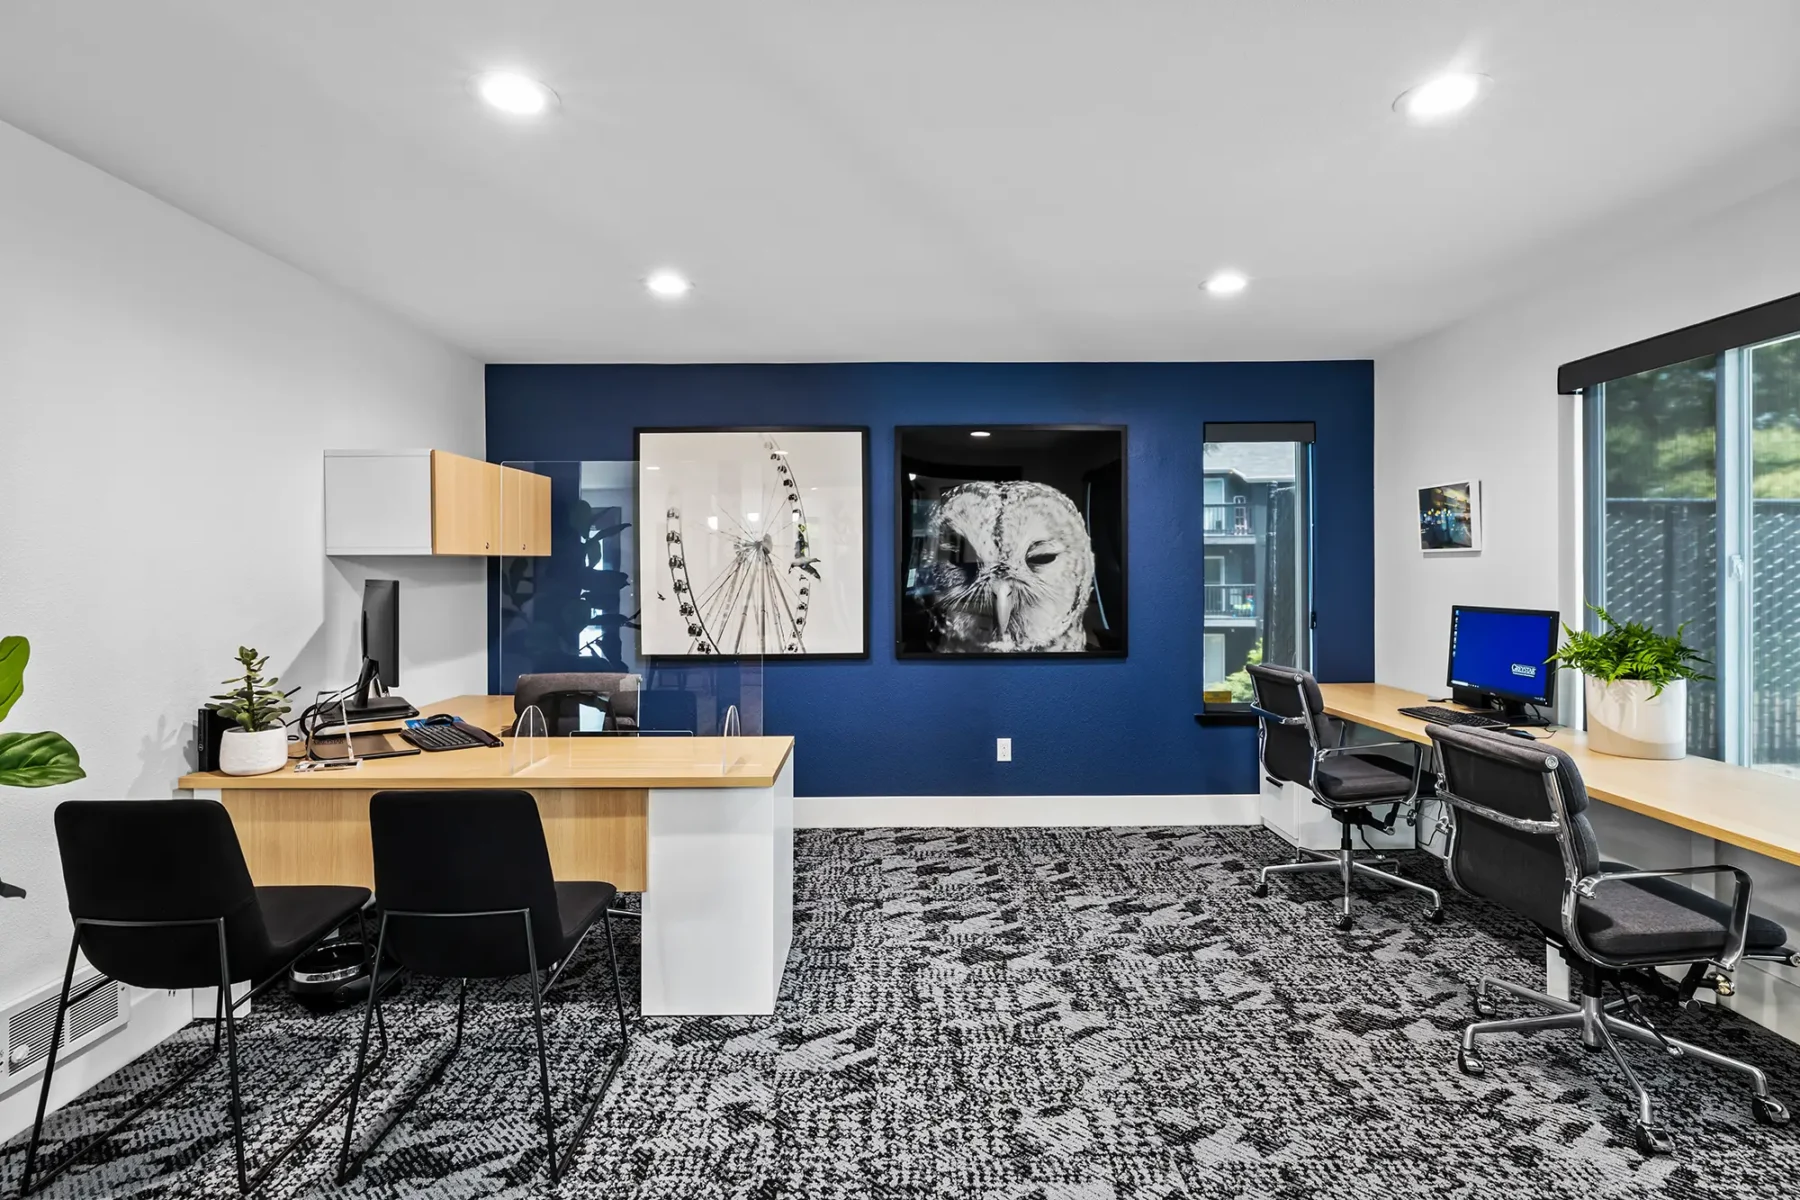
[636,426,872,661]
[896,424,1128,659]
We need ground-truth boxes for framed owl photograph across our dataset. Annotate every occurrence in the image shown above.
[896,425,1128,658]
[638,426,871,660]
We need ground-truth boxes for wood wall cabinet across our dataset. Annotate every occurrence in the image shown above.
[501,465,553,556]
[324,449,551,557]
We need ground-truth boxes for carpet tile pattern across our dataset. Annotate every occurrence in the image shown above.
[3,826,1798,1197]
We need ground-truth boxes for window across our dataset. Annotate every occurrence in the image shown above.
[1200,424,1313,711]
[1584,331,1800,773]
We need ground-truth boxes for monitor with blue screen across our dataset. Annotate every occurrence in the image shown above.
[1446,605,1560,714]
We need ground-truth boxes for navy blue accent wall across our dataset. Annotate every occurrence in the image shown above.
[486,362,1374,798]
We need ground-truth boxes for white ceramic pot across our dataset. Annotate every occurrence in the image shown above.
[1585,677,1686,760]
[219,726,289,776]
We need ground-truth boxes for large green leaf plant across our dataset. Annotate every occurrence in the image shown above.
[0,636,85,788]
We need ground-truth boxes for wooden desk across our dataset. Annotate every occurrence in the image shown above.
[179,695,796,1016]
[1319,683,1800,867]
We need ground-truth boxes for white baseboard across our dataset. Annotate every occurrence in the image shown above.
[0,986,193,1145]
[793,794,1260,829]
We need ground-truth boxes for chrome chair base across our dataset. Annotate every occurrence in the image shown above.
[1251,838,1443,929]
[1457,976,1791,1154]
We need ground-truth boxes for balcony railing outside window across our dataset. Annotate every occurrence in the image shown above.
[1202,503,1251,535]
[1204,583,1258,619]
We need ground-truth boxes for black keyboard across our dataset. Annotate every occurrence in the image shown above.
[400,720,502,752]
[1397,705,1508,730]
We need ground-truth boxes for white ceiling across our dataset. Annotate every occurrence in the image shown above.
[3,1,1799,363]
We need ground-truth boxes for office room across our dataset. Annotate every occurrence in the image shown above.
[3,2,1800,1195]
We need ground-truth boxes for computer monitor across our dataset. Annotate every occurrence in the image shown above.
[362,579,399,688]
[1446,604,1560,719]
[344,580,415,723]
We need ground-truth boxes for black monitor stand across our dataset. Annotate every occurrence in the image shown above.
[1451,686,1550,727]
[339,656,417,725]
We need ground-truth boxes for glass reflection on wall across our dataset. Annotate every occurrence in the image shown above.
[498,461,638,688]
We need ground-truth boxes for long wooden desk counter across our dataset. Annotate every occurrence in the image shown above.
[1319,683,1800,868]
[177,694,794,791]
[179,695,797,1016]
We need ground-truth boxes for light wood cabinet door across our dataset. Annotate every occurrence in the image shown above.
[523,469,552,555]
[501,465,553,556]
[431,450,502,554]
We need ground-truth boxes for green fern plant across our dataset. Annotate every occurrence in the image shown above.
[207,646,296,732]
[1548,605,1711,697]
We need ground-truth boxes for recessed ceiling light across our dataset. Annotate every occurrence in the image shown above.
[1394,72,1487,122]
[645,269,692,299]
[908,473,919,482]
[970,430,992,438]
[471,71,557,117]
[1203,271,1249,297]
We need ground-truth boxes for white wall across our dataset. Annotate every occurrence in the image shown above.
[1374,170,1800,1034]
[0,119,485,1131]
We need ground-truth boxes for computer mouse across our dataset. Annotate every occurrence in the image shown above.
[1503,728,1537,740]
[423,713,458,726]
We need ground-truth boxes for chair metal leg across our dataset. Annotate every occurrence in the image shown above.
[338,913,392,1185]
[1605,1015,1776,1099]
[20,933,80,1196]
[1338,837,1354,926]
[214,921,249,1194]
[523,914,559,1183]
[603,909,630,1048]
[1475,976,1577,1016]
[1590,1010,1670,1151]
[1349,860,1443,917]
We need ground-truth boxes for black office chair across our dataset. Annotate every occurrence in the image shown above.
[513,672,640,735]
[23,800,378,1196]
[337,789,629,1185]
[1430,725,1797,1153]
[1246,663,1442,927]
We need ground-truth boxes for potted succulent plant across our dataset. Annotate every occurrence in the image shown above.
[209,646,296,776]
[1549,606,1710,760]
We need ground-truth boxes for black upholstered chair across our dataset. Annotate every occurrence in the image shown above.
[24,800,376,1196]
[513,672,640,735]
[336,790,629,1185]
[1430,725,1797,1153]
[1246,663,1442,926]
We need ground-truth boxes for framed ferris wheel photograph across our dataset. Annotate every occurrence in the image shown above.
[636,427,870,660]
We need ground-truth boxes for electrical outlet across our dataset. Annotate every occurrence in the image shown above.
[996,737,1012,762]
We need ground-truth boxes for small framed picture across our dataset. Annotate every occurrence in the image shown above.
[1418,480,1481,553]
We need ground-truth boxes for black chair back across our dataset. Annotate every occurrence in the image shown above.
[514,673,638,735]
[1430,726,1602,933]
[54,800,273,990]
[1246,663,1329,787]
[369,790,562,978]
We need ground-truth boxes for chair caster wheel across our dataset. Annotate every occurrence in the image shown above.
[1336,914,1353,931]
[1456,1047,1485,1077]
[1753,1095,1791,1126]
[1473,996,1498,1018]
[1251,882,1269,898]
[1632,1122,1673,1155]
[1426,907,1444,924]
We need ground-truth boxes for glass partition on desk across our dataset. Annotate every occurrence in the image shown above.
[499,459,763,774]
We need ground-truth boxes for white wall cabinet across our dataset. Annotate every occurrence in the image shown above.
[324,449,550,557]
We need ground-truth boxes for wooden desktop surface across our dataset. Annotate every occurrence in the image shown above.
[177,694,794,791]
[178,695,793,891]
[1319,683,1800,867]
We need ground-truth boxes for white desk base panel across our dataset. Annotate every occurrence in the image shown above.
[641,754,795,1017]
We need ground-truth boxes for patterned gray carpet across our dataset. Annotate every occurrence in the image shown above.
[4,826,1799,1198]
